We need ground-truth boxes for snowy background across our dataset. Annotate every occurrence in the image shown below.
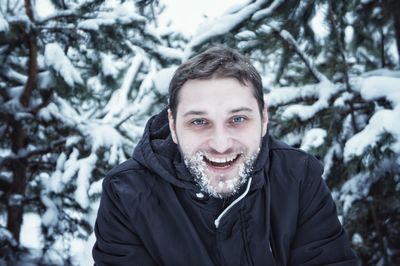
[1,0,399,265]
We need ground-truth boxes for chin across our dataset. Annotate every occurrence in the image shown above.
[184,150,258,199]
[205,172,246,198]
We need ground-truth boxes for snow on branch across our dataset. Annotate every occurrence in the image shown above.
[344,76,400,160]
[184,0,265,60]
[267,78,342,121]
[75,154,97,209]
[100,53,121,78]
[77,9,145,31]
[41,193,58,227]
[0,227,17,247]
[279,80,340,121]
[251,0,285,21]
[339,155,398,214]
[292,1,314,20]
[155,45,184,62]
[114,23,181,64]
[3,68,28,85]
[0,12,9,32]
[300,128,327,151]
[46,149,97,209]
[359,76,400,107]
[38,95,82,126]
[339,172,375,214]
[115,61,158,129]
[267,84,319,107]
[322,142,341,180]
[44,43,83,87]
[49,124,126,208]
[36,9,77,24]
[1,139,66,164]
[362,69,400,78]
[103,53,145,122]
[344,107,400,160]
[222,0,253,15]
[153,66,177,96]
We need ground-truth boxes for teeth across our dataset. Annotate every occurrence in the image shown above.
[205,154,238,163]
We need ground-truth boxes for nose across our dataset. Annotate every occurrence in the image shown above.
[208,125,233,153]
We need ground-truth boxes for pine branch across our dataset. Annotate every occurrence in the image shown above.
[327,1,350,88]
[261,25,327,83]
[23,0,34,21]
[19,0,37,108]
[184,0,266,60]
[30,87,54,115]
[103,53,144,121]
[24,138,66,158]
[392,0,400,67]
[327,0,358,132]
[251,0,285,21]
[114,115,130,131]
[369,199,389,265]
[1,139,66,167]
[35,0,105,25]
[36,10,78,24]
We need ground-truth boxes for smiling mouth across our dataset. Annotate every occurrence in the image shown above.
[202,154,241,169]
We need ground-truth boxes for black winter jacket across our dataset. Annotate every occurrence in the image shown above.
[93,109,358,265]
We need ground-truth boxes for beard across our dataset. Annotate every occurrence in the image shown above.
[183,148,260,199]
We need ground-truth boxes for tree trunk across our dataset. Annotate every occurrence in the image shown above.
[393,2,400,67]
[6,153,27,243]
[6,0,38,243]
[20,0,37,108]
[379,26,386,68]
[7,118,27,243]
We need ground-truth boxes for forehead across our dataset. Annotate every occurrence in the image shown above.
[176,77,258,115]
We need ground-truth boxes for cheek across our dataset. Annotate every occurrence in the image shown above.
[236,127,263,147]
[175,129,204,152]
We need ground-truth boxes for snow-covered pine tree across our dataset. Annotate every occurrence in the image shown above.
[347,0,400,69]
[2,0,398,264]
[0,0,185,264]
[264,1,400,264]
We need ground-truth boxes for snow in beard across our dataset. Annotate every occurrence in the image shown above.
[184,149,260,198]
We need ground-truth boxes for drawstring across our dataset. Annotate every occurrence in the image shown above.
[214,177,253,228]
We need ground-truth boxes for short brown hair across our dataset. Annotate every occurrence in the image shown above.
[168,46,264,118]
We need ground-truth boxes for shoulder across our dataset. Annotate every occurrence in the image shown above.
[102,159,156,210]
[267,136,323,183]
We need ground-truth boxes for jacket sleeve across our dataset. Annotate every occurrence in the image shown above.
[92,175,157,266]
[289,156,359,266]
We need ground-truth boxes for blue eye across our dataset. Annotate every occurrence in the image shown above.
[232,116,245,124]
[192,119,207,126]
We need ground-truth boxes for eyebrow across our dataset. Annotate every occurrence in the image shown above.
[182,107,254,117]
[229,107,253,114]
[183,110,207,117]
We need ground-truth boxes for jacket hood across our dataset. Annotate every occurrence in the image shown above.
[132,108,271,192]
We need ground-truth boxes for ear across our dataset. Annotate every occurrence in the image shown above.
[168,109,178,144]
[261,107,269,137]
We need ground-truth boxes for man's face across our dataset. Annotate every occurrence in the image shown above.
[168,77,268,198]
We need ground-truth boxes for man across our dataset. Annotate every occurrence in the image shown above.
[93,47,358,265]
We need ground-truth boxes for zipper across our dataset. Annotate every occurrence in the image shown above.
[214,177,253,228]
[269,240,274,258]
